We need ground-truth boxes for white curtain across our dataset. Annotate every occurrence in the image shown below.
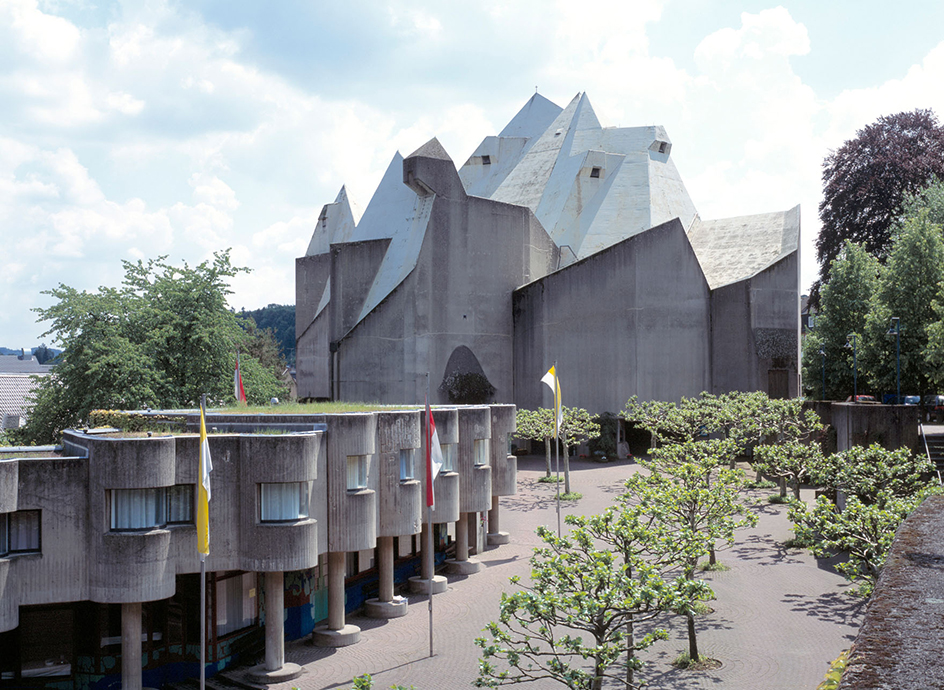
[473,439,490,466]
[399,448,415,480]
[440,443,456,472]
[111,489,165,530]
[347,456,367,490]
[260,482,308,521]
[166,485,193,524]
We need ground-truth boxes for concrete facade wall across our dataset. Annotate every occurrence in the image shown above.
[428,408,460,523]
[514,218,711,413]
[295,253,332,400]
[489,405,517,496]
[374,410,423,538]
[832,403,919,452]
[457,407,492,513]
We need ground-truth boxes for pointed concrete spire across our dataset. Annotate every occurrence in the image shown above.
[406,137,452,162]
[306,184,358,256]
[499,92,563,139]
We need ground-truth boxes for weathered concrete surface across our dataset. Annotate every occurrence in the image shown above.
[514,218,710,412]
[833,403,919,452]
[840,494,944,689]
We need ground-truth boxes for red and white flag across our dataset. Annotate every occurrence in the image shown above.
[234,352,247,404]
[425,396,444,508]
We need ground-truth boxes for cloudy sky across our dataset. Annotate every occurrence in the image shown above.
[3,0,944,348]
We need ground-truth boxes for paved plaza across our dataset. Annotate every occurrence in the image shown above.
[229,455,864,690]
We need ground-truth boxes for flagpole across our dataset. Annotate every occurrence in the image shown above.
[426,373,435,658]
[554,361,561,537]
[199,394,207,690]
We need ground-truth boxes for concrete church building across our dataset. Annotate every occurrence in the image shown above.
[296,92,800,412]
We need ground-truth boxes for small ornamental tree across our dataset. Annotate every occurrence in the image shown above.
[621,448,756,661]
[808,444,933,504]
[515,408,556,477]
[789,488,941,596]
[475,514,708,690]
[753,441,823,499]
[559,407,601,494]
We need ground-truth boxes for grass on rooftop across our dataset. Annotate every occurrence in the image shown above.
[209,401,419,414]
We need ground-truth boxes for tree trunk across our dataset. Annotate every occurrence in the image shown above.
[708,545,716,566]
[686,609,699,661]
[563,444,572,494]
[779,476,787,498]
[545,438,552,477]
[793,478,802,500]
[625,614,635,688]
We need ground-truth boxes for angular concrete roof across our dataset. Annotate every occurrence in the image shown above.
[305,185,361,257]
[459,92,697,264]
[687,206,800,289]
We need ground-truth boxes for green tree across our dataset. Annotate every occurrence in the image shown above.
[515,408,556,477]
[16,251,285,444]
[753,441,823,499]
[816,109,944,287]
[622,442,756,660]
[808,444,933,504]
[559,407,601,494]
[860,211,944,396]
[802,242,880,399]
[475,515,707,689]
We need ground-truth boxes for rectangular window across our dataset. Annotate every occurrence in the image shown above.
[215,573,257,637]
[347,455,368,490]
[166,485,194,525]
[440,443,456,472]
[110,489,166,531]
[0,511,40,555]
[399,448,415,480]
[473,439,490,466]
[590,166,601,178]
[481,155,491,165]
[260,482,309,522]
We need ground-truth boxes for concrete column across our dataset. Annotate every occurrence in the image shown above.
[264,571,284,671]
[409,522,447,594]
[488,495,510,545]
[247,572,302,683]
[446,513,482,575]
[121,602,142,690]
[327,551,346,630]
[456,513,469,562]
[312,552,361,647]
[421,523,433,579]
[364,536,408,618]
[378,536,394,602]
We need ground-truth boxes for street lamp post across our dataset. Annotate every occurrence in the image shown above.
[845,333,858,400]
[819,347,826,400]
[888,317,901,404]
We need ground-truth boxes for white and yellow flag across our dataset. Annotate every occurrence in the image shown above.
[541,365,563,436]
[197,405,213,557]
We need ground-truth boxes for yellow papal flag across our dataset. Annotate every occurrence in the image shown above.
[197,404,213,557]
[540,365,563,437]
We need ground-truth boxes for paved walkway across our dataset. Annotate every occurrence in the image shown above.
[231,456,864,690]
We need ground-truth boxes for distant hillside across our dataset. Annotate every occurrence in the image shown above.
[238,304,295,366]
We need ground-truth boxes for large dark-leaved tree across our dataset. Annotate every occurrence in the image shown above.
[816,109,944,289]
[16,250,286,445]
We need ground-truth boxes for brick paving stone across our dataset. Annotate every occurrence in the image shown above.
[231,456,862,690]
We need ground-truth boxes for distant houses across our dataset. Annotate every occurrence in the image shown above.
[0,352,54,431]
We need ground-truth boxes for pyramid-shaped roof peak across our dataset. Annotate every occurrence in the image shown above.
[499,92,563,139]
[407,137,452,162]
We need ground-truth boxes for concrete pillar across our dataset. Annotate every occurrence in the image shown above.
[121,602,142,690]
[378,536,394,602]
[264,571,284,671]
[312,552,361,647]
[409,522,447,594]
[327,551,346,630]
[488,495,510,545]
[446,513,482,575]
[421,523,432,579]
[247,572,302,683]
[364,536,408,618]
[456,513,469,561]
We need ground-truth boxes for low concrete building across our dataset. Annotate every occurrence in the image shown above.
[0,405,514,690]
[296,92,801,413]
